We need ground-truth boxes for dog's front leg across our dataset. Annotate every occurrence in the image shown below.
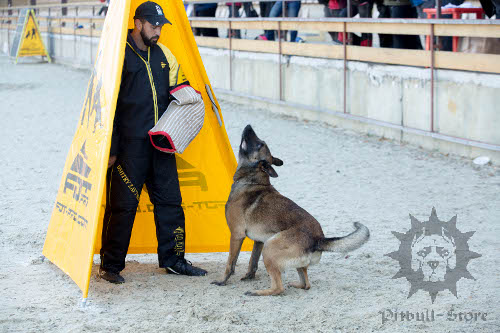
[211,235,245,286]
[241,241,263,280]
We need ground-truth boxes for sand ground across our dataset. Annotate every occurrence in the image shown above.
[0,55,499,332]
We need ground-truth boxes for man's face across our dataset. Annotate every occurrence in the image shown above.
[139,20,163,47]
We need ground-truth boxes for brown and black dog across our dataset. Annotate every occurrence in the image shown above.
[212,125,370,296]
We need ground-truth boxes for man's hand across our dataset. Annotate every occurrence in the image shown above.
[108,155,117,168]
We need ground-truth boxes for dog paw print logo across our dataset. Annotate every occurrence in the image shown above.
[386,208,481,303]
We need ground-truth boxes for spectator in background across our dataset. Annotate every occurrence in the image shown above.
[320,0,346,43]
[194,2,219,37]
[98,0,110,16]
[416,0,463,51]
[227,2,242,38]
[322,0,374,46]
[381,0,422,49]
[226,2,258,38]
[258,1,276,40]
[265,0,302,42]
[376,0,392,48]
[479,0,500,18]
[492,0,500,17]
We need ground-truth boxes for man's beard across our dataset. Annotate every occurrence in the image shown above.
[140,29,159,47]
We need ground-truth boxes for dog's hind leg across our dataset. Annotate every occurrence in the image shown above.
[212,235,245,286]
[241,241,263,281]
[245,237,288,296]
[289,267,311,290]
[245,263,284,296]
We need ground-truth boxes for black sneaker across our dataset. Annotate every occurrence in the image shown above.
[98,267,125,284]
[165,259,207,276]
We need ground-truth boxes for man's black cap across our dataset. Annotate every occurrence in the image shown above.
[134,1,171,26]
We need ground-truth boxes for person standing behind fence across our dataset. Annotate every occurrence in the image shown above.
[98,0,110,16]
[227,2,242,38]
[380,0,422,49]
[322,0,373,46]
[194,2,219,37]
[227,1,259,38]
[478,0,500,18]
[227,2,258,38]
[257,1,276,40]
[264,0,302,42]
[415,0,464,51]
[320,0,346,44]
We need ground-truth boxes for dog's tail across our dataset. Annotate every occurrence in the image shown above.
[316,222,370,253]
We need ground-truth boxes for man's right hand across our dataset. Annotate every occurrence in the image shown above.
[108,155,117,168]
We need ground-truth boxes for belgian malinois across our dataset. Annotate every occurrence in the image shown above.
[212,125,370,296]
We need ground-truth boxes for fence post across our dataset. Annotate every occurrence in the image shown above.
[48,7,52,59]
[347,0,351,44]
[7,13,10,55]
[343,21,347,114]
[90,16,93,66]
[73,16,76,61]
[278,20,283,101]
[430,23,435,133]
[229,18,233,91]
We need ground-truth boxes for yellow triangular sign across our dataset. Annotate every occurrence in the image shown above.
[11,9,51,63]
[42,0,251,300]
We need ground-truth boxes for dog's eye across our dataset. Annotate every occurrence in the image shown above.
[437,247,449,257]
[417,247,431,257]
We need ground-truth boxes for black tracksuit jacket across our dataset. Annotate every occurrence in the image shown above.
[110,32,187,156]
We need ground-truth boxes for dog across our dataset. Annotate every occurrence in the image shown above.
[411,228,456,282]
[212,125,370,296]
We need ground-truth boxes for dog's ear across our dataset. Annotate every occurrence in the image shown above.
[272,157,283,166]
[447,251,456,270]
[259,160,278,178]
[240,139,247,152]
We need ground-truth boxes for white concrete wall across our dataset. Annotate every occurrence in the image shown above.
[2,27,499,163]
[198,47,500,163]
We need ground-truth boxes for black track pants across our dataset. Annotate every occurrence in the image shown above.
[100,138,185,273]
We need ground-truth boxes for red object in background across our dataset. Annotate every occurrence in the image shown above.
[423,7,485,52]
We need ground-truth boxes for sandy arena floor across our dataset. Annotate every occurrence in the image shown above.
[0,55,499,332]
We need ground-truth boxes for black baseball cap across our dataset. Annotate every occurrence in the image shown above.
[134,1,171,26]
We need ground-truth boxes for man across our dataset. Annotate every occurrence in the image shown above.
[99,1,207,284]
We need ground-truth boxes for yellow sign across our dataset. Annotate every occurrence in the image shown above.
[42,0,251,300]
[12,9,51,63]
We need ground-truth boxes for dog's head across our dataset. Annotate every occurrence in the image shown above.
[238,125,283,176]
[411,228,456,282]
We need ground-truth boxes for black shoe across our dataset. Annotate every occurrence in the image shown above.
[165,259,207,276]
[98,267,125,284]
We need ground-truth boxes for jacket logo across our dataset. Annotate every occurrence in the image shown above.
[161,62,166,69]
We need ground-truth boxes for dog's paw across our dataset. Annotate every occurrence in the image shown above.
[244,291,258,296]
[288,282,310,290]
[211,280,226,286]
[240,272,256,281]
